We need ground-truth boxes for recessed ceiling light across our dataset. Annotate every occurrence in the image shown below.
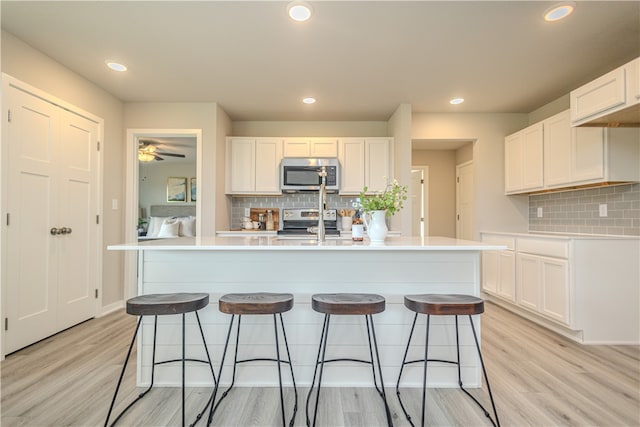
[303,97,316,104]
[106,61,127,72]
[288,2,313,22]
[450,98,465,105]
[543,2,575,22]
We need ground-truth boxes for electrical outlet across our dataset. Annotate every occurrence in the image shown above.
[537,207,543,218]
[111,199,118,210]
[599,204,608,217]
[244,208,250,217]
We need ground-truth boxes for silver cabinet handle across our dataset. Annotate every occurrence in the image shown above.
[60,227,72,235]
[50,227,61,235]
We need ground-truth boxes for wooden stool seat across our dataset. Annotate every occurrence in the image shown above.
[126,292,209,316]
[218,292,294,315]
[311,293,385,315]
[404,294,484,316]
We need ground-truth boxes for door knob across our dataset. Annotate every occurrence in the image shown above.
[50,227,61,235]
[60,227,72,235]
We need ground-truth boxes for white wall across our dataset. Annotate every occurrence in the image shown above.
[231,121,388,137]
[215,105,232,231]
[388,104,413,235]
[1,30,125,309]
[123,102,221,235]
[412,113,530,238]
[139,162,196,218]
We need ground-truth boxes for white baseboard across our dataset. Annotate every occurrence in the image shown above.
[99,300,125,317]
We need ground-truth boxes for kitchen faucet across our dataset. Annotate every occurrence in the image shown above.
[316,166,327,242]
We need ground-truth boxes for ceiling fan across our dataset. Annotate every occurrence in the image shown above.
[138,139,187,162]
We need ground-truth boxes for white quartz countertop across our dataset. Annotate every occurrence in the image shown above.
[481,230,640,240]
[108,235,506,251]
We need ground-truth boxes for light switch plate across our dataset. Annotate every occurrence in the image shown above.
[599,204,608,217]
[537,207,543,218]
[112,199,118,210]
[244,208,250,217]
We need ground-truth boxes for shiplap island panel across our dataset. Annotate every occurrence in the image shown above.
[109,236,505,388]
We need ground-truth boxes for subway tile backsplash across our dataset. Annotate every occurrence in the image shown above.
[230,194,360,229]
[529,183,640,236]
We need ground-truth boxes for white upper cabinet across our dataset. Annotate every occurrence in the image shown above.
[338,137,393,195]
[571,57,640,126]
[508,109,640,194]
[283,138,338,157]
[226,137,282,195]
[504,122,543,194]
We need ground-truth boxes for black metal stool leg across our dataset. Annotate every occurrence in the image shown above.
[273,314,287,427]
[206,314,236,426]
[190,312,218,426]
[309,314,331,427]
[421,314,431,427]
[469,315,501,427]
[396,312,418,427]
[279,313,298,427]
[305,314,329,427]
[367,314,393,427]
[365,316,382,396]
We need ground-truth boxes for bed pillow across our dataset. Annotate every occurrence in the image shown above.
[157,218,180,238]
[146,216,168,238]
[179,216,196,237]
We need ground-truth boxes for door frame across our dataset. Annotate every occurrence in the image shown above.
[410,166,429,237]
[1,74,104,358]
[124,129,202,301]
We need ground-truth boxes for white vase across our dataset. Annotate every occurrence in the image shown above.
[363,210,388,242]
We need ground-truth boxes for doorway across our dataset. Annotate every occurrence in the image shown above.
[124,129,202,300]
[411,167,429,237]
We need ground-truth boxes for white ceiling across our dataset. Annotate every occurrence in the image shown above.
[2,1,639,122]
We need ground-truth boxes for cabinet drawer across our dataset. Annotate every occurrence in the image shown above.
[571,66,627,123]
[481,235,515,250]
[517,238,568,258]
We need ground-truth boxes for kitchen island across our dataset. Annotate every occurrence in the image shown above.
[109,236,505,389]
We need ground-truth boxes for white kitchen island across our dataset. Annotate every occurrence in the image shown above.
[109,236,505,389]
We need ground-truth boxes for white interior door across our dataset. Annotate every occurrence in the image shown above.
[5,84,98,353]
[456,161,474,240]
[410,167,428,237]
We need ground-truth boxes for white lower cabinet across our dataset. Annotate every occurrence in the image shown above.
[481,232,640,344]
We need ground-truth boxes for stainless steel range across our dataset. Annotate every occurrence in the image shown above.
[277,208,339,237]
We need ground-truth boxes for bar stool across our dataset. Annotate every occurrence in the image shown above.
[204,292,297,427]
[396,294,500,427]
[104,293,215,427]
[305,293,393,427]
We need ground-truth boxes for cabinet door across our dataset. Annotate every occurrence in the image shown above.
[521,123,544,191]
[635,57,640,103]
[339,138,365,194]
[544,111,572,187]
[497,251,516,302]
[540,258,570,325]
[504,133,523,193]
[572,127,605,182]
[310,139,338,157]
[517,254,540,312]
[229,138,256,192]
[482,251,499,294]
[254,138,282,193]
[365,138,391,193]
[571,66,627,123]
[283,138,310,157]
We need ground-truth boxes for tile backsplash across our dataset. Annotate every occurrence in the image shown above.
[231,194,360,229]
[529,183,640,236]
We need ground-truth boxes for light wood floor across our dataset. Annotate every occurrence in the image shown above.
[2,302,639,426]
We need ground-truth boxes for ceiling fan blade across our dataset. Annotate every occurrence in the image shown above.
[153,154,164,161]
[155,152,186,158]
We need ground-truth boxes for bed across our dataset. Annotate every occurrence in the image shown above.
[140,205,197,239]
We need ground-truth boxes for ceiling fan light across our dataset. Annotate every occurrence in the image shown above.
[288,2,312,22]
[138,152,155,162]
[544,2,575,22]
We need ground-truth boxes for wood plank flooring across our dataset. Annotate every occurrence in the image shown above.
[1,302,638,426]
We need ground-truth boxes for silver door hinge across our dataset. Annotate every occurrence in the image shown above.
[95,289,99,299]
[96,215,100,225]
[97,141,100,151]
[4,318,8,331]
[6,213,9,226]
[7,110,12,123]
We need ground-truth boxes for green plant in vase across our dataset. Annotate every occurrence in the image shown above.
[359,179,408,217]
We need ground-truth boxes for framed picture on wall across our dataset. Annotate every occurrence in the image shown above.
[167,177,187,202]
[190,178,197,202]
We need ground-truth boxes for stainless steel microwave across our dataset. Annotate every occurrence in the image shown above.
[280,158,340,192]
